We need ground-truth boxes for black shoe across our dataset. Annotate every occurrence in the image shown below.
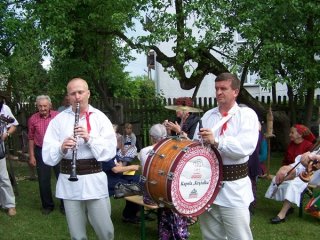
[41,208,53,215]
[122,217,141,224]
[270,216,286,224]
[286,207,294,216]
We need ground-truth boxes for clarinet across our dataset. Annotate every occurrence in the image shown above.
[68,102,80,182]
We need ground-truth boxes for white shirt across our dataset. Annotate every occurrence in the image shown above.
[42,105,117,200]
[193,103,259,207]
[138,145,154,171]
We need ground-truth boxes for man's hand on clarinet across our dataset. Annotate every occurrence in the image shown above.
[61,137,77,154]
[74,125,90,143]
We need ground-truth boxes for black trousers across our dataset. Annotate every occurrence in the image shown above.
[35,146,63,210]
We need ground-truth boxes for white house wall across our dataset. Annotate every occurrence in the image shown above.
[153,58,294,100]
[147,8,320,100]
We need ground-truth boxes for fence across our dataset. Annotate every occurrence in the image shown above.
[5,95,320,159]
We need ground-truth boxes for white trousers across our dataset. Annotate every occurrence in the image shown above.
[64,198,114,240]
[0,158,15,208]
[199,204,253,240]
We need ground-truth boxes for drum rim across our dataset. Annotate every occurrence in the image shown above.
[143,138,223,217]
[171,143,223,216]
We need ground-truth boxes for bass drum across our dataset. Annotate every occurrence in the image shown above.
[143,137,222,217]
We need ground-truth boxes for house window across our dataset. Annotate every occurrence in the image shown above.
[237,69,258,85]
[244,72,258,85]
[236,32,246,43]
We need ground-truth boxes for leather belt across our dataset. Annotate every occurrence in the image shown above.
[222,162,248,181]
[60,158,102,175]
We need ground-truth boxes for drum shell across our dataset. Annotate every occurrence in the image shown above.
[143,137,222,217]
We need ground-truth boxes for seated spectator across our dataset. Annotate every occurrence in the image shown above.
[116,123,137,164]
[265,125,316,224]
[138,123,167,202]
[265,154,308,223]
[282,124,315,166]
[266,148,320,224]
[102,159,141,224]
[138,123,189,239]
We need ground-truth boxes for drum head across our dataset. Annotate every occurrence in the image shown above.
[170,144,222,217]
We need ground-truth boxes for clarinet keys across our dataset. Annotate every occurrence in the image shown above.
[68,102,80,182]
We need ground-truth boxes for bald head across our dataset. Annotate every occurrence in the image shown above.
[67,78,90,112]
[67,78,89,92]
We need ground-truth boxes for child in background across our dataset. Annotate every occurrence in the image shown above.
[116,123,137,165]
[113,124,122,151]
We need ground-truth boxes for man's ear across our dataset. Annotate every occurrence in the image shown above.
[234,88,240,97]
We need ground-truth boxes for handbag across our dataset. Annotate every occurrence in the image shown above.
[114,182,143,199]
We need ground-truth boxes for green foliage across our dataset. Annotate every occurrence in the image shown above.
[219,0,320,94]
[1,0,146,104]
[35,0,144,101]
[127,0,320,102]
[113,75,156,98]
[0,1,50,102]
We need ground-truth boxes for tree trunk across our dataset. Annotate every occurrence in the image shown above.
[272,83,277,103]
[304,87,315,127]
[287,85,296,124]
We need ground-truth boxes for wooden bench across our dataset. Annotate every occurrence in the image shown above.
[124,195,159,240]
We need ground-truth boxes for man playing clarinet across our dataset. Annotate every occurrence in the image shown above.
[42,78,117,240]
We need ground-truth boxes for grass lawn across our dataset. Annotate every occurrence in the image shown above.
[0,151,319,240]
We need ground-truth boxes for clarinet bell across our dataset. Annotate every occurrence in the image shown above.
[68,168,78,181]
[68,175,78,182]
